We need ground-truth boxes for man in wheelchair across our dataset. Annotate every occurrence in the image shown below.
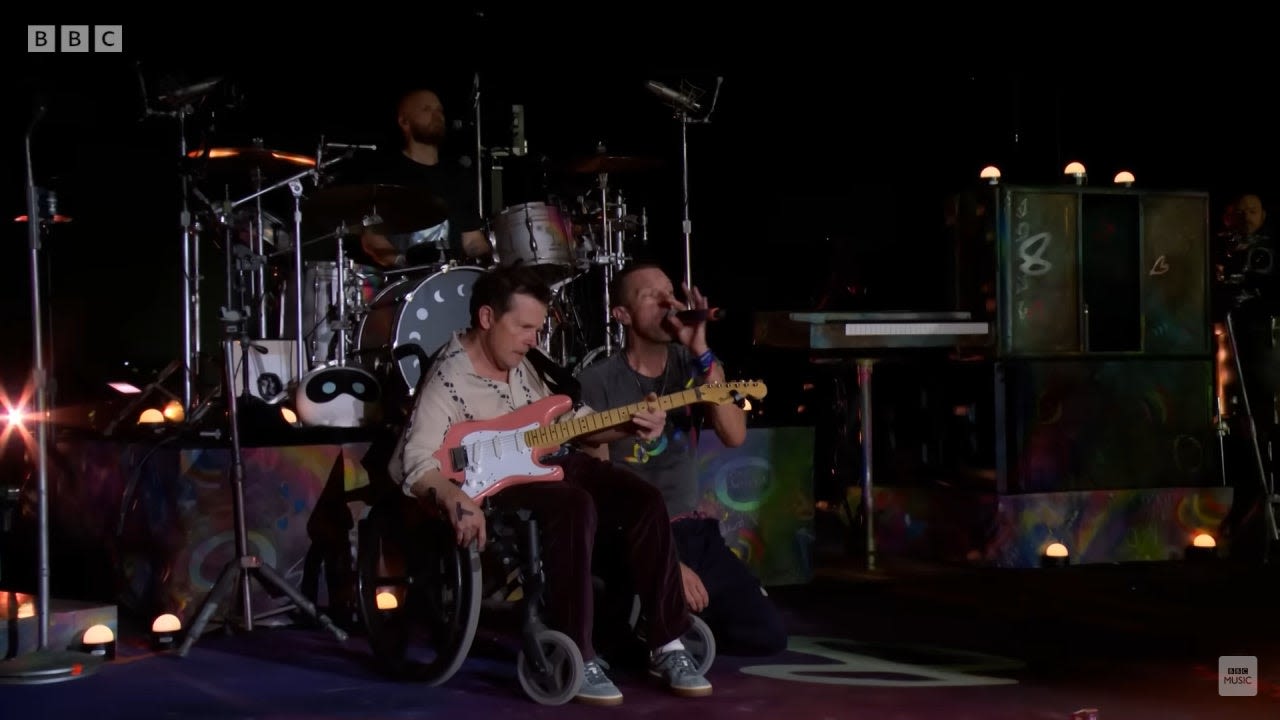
[387,265,713,706]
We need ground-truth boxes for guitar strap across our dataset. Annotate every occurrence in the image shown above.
[526,348,582,408]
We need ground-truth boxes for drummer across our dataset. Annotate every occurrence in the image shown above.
[340,86,492,269]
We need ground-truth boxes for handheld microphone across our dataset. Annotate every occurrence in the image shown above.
[645,80,702,113]
[325,142,378,151]
[667,308,726,323]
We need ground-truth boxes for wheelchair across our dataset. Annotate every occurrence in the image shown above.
[354,483,716,705]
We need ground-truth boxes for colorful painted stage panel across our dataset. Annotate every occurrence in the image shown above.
[849,485,1233,567]
[53,439,374,619]
[51,427,815,618]
[695,426,817,586]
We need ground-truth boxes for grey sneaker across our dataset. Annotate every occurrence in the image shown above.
[576,659,623,706]
[649,649,712,697]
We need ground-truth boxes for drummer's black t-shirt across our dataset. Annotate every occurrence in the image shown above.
[329,150,484,264]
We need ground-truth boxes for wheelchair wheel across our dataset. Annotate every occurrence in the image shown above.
[356,497,482,685]
[682,615,716,677]
[516,629,584,706]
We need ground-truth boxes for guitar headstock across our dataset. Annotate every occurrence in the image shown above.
[697,380,768,406]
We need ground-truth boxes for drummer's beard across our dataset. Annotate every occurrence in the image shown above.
[411,122,446,146]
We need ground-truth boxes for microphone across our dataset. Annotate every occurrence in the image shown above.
[156,76,223,107]
[645,80,702,113]
[667,308,726,323]
[325,142,377,151]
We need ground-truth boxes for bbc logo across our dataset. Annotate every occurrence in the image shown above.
[28,25,122,53]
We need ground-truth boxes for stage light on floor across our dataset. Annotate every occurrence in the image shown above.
[81,624,116,660]
[375,591,399,611]
[1063,161,1087,185]
[108,382,142,394]
[980,165,1002,184]
[1041,541,1070,567]
[162,400,185,422]
[151,613,182,651]
[1185,532,1218,561]
[138,408,165,424]
[1113,170,1135,187]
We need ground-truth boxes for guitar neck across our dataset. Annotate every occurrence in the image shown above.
[524,387,704,448]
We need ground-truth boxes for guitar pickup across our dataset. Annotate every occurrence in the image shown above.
[449,446,469,472]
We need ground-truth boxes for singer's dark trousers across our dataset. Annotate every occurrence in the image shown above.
[498,452,691,662]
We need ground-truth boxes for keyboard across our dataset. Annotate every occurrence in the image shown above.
[753,311,992,351]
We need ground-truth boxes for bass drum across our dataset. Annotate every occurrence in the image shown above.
[357,265,485,395]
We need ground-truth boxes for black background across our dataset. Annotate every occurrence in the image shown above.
[5,8,1278,408]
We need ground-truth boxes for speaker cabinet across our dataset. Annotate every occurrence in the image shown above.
[951,186,1211,358]
[994,357,1216,493]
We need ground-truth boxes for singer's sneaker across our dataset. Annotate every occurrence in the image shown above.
[649,649,712,697]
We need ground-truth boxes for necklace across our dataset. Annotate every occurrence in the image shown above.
[626,348,669,453]
[625,347,668,399]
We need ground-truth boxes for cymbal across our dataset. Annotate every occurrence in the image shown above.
[302,184,449,236]
[13,214,72,224]
[560,154,663,174]
[188,147,316,179]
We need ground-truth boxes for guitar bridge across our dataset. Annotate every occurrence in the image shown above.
[449,446,469,472]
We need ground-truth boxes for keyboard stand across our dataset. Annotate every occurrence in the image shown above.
[757,311,992,572]
[814,356,879,571]
[855,358,878,571]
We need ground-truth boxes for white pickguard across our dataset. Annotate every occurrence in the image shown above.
[456,421,555,499]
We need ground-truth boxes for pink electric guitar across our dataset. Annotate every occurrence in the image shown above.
[433,381,768,501]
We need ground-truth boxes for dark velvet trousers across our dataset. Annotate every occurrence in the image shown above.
[673,518,788,656]
[498,452,691,661]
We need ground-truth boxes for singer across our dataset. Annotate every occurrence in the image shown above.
[577,262,788,658]
[329,86,491,269]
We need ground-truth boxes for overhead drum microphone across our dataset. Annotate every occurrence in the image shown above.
[645,80,702,114]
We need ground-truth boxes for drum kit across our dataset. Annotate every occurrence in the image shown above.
[148,74,723,429]
[175,142,665,429]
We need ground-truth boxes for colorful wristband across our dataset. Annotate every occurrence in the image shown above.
[697,350,717,375]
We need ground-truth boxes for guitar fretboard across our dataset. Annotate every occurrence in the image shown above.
[523,387,705,447]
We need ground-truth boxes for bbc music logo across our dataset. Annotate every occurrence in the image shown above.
[27,25,122,53]
[1218,656,1258,697]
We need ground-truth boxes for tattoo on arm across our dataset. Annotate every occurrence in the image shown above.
[455,501,474,521]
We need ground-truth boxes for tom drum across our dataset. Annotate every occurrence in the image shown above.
[491,201,577,284]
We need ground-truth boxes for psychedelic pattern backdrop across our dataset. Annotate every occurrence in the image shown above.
[51,426,816,617]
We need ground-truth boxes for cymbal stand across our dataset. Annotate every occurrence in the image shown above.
[224,152,349,380]
[333,235,350,368]
[158,103,199,415]
[176,310,349,657]
[596,170,621,356]
[251,165,269,338]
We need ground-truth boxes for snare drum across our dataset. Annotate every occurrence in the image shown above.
[492,202,577,283]
[356,265,485,392]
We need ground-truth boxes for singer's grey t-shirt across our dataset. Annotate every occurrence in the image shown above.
[576,344,704,518]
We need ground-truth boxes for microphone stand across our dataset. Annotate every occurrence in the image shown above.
[176,309,349,657]
[473,72,484,218]
[663,78,722,291]
[0,103,102,685]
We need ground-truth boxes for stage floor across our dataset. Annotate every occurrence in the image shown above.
[2,556,1277,719]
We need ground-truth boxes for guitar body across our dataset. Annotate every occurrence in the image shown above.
[434,394,575,501]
